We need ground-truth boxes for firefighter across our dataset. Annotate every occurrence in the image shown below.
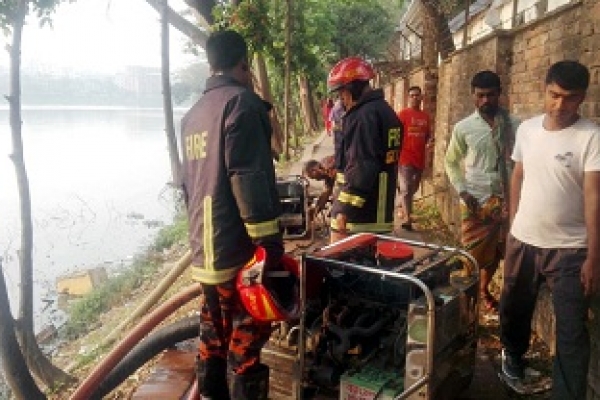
[180,30,286,400]
[327,57,403,243]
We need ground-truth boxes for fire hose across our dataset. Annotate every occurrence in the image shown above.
[69,283,202,400]
[90,316,200,399]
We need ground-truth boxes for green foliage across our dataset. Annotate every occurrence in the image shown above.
[31,0,62,27]
[0,0,68,34]
[194,0,401,158]
[213,0,270,53]
[379,0,408,22]
[266,0,337,76]
[332,0,397,59]
[413,202,460,246]
[62,257,161,339]
[0,1,16,34]
[172,62,211,104]
[152,214,189,252]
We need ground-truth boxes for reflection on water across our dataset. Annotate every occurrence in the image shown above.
[0,107,185,329]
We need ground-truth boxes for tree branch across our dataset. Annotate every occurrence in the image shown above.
[184,0,217,26]
[144,0,208,47]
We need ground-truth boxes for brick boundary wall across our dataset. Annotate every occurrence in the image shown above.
[385,0,600,396]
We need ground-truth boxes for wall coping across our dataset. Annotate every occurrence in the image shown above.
[510,0,583,34]
[441,0,583,61]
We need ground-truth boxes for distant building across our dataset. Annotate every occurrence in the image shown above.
[394,0,573,59]
[451,0,571,48]
[114,66,162,95]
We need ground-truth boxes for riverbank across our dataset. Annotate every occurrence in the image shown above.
[47,216,192,399]
[45,133,321,398]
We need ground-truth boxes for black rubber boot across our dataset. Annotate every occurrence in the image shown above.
[228,363,269,400]
[197,357,230,400]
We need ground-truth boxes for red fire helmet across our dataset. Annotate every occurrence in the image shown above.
[327,56,375,92]
[236,246,301,322]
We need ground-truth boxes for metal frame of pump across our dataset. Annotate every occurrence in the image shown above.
[293,233,479,400]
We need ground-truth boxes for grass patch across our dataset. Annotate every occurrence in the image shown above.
[413,202,460,247]
[152,214,189,252]
[62,258,161,340]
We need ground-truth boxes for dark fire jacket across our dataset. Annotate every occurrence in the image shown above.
[331,88,402,233]
[181,75,282,284]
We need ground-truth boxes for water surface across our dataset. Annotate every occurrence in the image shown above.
[0,106,183,328]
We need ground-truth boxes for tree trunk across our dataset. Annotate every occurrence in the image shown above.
[283,0,292,161]
[420,0,456,60]
[8,0,74,389]
[0,261,45,399]
[253,53,283,156]
[297,75,318,134]
[161,0,183,187]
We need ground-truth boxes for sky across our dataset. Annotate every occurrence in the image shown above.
[0,0,202,74]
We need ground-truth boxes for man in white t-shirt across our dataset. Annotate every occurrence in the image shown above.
[499,60,600,399]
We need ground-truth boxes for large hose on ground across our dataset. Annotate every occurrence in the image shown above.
[69,283,203,400]
[90,316,200,399]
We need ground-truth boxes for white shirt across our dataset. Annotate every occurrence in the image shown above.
[510,115,600,248]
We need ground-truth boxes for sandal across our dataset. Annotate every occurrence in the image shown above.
[481,292,499,312]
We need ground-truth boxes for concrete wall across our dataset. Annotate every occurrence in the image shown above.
[386,0,600,396]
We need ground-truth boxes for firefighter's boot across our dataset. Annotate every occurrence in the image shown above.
[228,363,269,400]
[197,357,230,400]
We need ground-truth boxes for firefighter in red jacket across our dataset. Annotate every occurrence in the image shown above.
[327,57,403,243]
[181,30,285,400]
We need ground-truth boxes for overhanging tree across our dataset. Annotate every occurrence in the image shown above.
[1,0,75,395]
[421,0,456,59]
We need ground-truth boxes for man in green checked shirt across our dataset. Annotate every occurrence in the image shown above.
[444,70,520,312]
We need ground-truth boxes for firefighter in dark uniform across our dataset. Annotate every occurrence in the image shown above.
[327,57,403,243]
[181,30,283,400]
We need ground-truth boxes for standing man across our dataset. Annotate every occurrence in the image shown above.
[444,70,519,311]
[500,61,600,399]
[396,86,433,231]
[327,56,402,243]
[181,30,284,400]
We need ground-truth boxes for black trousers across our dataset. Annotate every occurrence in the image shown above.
[499,234,590,400]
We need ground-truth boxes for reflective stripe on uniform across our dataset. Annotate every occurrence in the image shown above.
[244,219,280,238]
[338,191,366,207]
[193,253,256,285]
[377,172,387,223]
[330,218,393,233]
[191,264,239,284]
[336,173,345,184]
[203,196,214,271]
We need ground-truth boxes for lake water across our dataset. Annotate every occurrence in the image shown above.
[0,106,185,329]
